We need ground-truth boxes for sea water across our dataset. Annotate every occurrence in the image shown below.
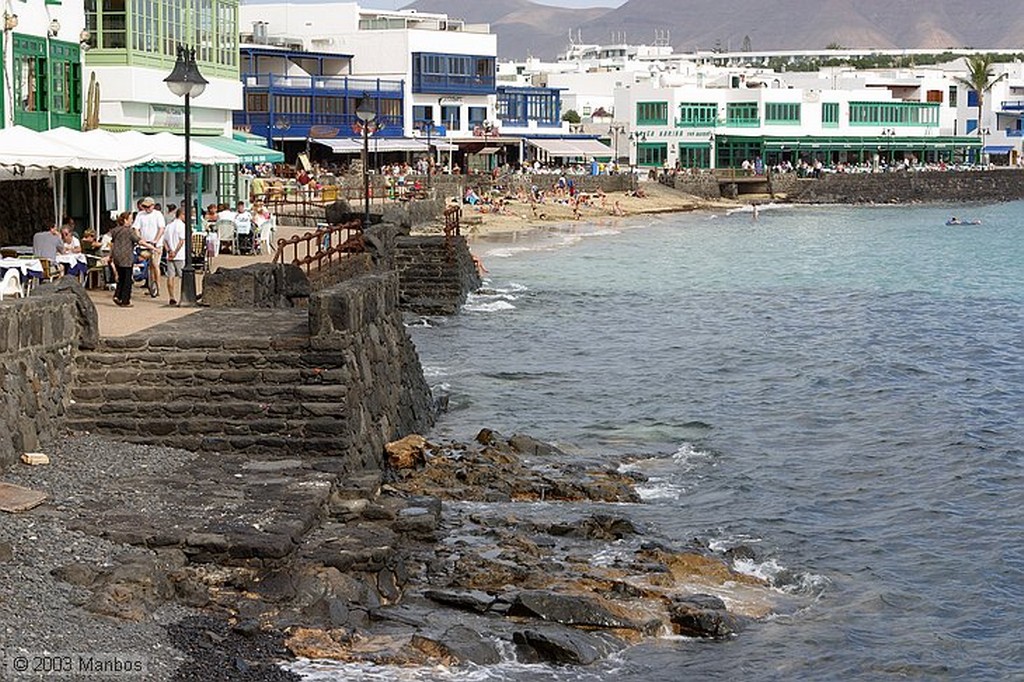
[299,202,1024,680]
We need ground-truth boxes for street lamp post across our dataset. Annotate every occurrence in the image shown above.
[607,123,626,163]
[164,44,208,306]
[881,128,896,166]
[356,95,377,230]
[424,121,433,190]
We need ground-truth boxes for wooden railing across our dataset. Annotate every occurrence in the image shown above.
[443,204,461,238]
[273,220,365,274]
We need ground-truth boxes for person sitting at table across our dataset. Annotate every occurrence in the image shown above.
[32,225,65,261]
[60,227,82,254]
[251,200,272,254]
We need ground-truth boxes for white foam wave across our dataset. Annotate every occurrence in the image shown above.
[462,299,516,313]
[636,482,684,501]
[421,365,448,379]
[405,317,434,328]
[287,656,618,681]
[732,556,831,596]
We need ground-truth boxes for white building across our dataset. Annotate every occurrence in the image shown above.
[1,2,86,131]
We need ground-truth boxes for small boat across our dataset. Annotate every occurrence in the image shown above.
[945,218,982,226]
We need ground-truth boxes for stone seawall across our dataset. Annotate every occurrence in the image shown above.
[786,169,1024,204]
[395,235,482,315]
[670,173,723,199]
[0,284,90,468]
[66,271,434,467]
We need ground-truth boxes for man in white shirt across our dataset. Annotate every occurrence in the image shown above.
[162,208,187,306]
[132,197,165,297]
[233,201,253,254]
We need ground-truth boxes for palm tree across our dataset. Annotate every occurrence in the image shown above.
[955,55,1007,138]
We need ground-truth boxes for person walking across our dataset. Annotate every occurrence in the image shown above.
[132,197,165,297]
[162,208,187,306]
[109,211,154,308]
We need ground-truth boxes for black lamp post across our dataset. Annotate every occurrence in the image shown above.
[356,95,377,230]
[164,44,208,306]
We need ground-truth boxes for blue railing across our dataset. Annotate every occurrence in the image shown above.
[235,112,405,139]
[242,73,405,94]
[1000,100,1024,111]
[1005,128,1024,137]
[412,72,495,95]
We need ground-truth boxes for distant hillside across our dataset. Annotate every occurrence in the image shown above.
[407,0,1024,59]
[406,0,611,58]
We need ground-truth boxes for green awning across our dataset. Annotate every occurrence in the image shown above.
[233,130,273,148]
[196,135,284,164]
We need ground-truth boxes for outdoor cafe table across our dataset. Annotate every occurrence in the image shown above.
[55,253,88,277]
[0,257,44,284]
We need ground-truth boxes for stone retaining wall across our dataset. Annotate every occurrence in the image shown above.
[395,235,482,315]
[309,272,436,464]
[786,169,1024,204]
[0,284,88,469]
[669,173,722,199]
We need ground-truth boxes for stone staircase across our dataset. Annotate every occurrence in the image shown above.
[395,235,481,315]
[65,311,360,459]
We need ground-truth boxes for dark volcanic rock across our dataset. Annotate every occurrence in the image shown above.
[509,590,658,632]
[507,433,567,458]
[411,624,502,665]
[669,594,748,639]
[422,588,497,613]
[513,627,624,665]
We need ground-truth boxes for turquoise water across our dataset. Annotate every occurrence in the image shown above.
[315,201,1024,680]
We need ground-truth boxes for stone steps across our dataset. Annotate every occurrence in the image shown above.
[69,341,355,456]
[72,366,348,388]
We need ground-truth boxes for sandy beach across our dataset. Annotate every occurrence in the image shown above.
[428,181,739,239]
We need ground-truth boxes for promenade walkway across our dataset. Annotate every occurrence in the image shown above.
[87,227,304,337]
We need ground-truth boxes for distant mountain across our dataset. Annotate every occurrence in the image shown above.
[407,0,1024,59]
[405,0,611,58]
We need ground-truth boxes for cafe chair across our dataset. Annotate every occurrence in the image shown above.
[0,268,24,300]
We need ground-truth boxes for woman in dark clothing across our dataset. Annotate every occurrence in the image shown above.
[108,211,154,307]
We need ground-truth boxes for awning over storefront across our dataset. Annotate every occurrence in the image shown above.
[197,136,284,164]
[314,137,447,154]
[313,138,363,153]
[527,137,614,158]
[475,146,501,155]
[983,145,1014,154]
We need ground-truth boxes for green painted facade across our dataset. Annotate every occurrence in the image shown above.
[9,34,82,131]
[85,0,239,80]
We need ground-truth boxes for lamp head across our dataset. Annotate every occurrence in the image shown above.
[165,45,209,98]
[355,96,377,123]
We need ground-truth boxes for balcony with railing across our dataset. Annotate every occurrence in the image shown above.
[242,73,404,94]
[1000,100,1024,111]
[234,111,405,140]
[412,53,496,95]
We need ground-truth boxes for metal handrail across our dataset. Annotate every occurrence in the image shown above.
[273,220,365,274]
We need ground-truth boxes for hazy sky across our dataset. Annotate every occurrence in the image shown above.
[364,1,626,7]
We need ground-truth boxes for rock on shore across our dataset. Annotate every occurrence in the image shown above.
[2,429,783,678]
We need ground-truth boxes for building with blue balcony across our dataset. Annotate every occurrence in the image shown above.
[238,2,499,169]
[235,45,405,158]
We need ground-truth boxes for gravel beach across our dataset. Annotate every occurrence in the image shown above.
[0,434,295,681]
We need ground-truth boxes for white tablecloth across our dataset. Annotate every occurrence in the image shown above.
[55,253,87,266]
[0,258,43,275]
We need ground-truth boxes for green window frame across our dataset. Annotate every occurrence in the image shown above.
[848,101,939,127]
[85,0,238,78]
[677,102,717,127]
[764,102,801,125]
[678,143,711,169]
[726,102,759,127]
[948,87,958,108]
[822,102,839,127]
[637,101,668,126]
[12,34,48,131]
[637,142,667,167]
